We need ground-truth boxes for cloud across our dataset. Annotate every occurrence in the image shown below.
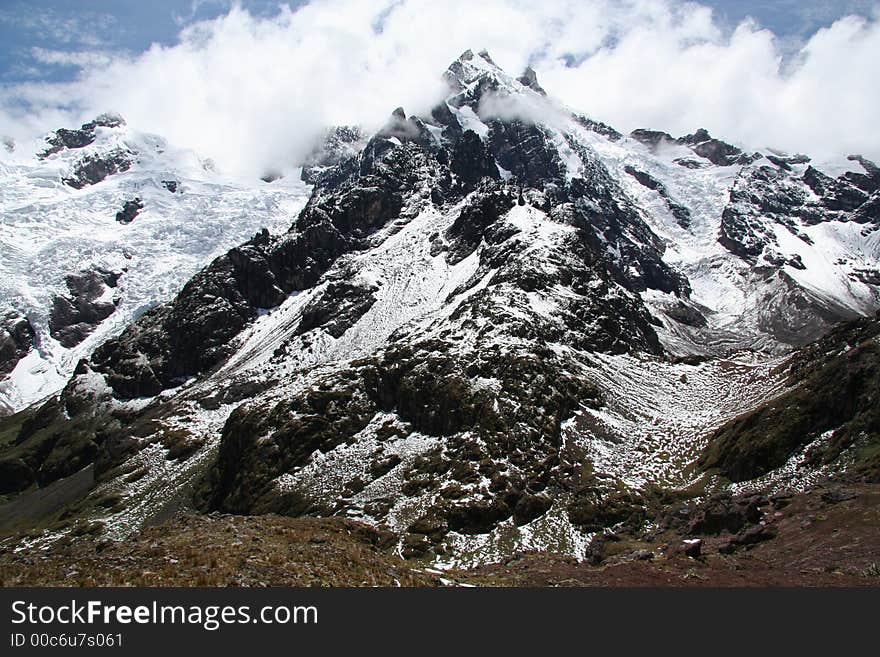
[30,48,115,69]
[477,86,572,130]
[172,0,235,27]
[540,7,880,161]
[0,6,117,48]
[1,0,879,177]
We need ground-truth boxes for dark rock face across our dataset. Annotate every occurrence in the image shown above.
[664,301,707,328]
[115,198,144,224]
[625,165,692,228]
[42,129,95,157]
[0,384,136,491]
[443,48,481,93]
[803,166,866,213]
[804,162,879,215]
[449,129,500,188]
[447,211,667,356]
[295,282,378,339]
[0,311,35,376]
[38,113,125,159]
[630,129,676,150]
[429,101,463,143]
[517,66,546,95]
[680,129,747,167]
[673,158,706,169]
[62,149,133,189]
[197,370,376,516]
[631,127,755,167]
[487,120,564,188]
[161,180,179,193]
[445,181,515,264]
[0,458,35,494]
[49,269,120,348]
[574,114,622,141]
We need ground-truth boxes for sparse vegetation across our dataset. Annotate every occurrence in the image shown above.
[701,316,880,482]
[862,562,880,577]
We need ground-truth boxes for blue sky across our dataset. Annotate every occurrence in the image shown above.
[0,0,876,84]
[0,1,297,83]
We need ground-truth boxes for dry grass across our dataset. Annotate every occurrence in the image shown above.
[0,514,438,587]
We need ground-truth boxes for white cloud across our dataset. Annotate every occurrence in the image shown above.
[30,48,115,69]
[1,0,879,176]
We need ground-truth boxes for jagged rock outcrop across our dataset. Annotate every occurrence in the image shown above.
[630,128,676,150]
[488,121,565,188]
[49,269,121,347]
[62,149,134,188]
[0,311,35,376]
[574,114,622,141]
[517,66,546,95]
[39,113,125,159]
[115,197,144,224]
[631,126,757,167]
[680,128,753,167]
[719,157,880,270]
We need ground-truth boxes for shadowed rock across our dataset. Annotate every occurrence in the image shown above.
[115,198,143,224]
[39,113,125,159]
[0,310,35,376]
[49,269,121,348]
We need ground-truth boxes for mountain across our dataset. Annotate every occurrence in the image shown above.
[0,49,878,575]
[0,115,312,414]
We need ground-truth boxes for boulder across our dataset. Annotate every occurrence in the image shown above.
[115,197,144,224]
[0,310,35,376]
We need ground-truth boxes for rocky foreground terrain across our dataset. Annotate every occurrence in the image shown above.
[2,481,878,586]
[1,50,878,585]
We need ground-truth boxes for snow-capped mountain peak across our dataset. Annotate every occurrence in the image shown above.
[1,52,879,569]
